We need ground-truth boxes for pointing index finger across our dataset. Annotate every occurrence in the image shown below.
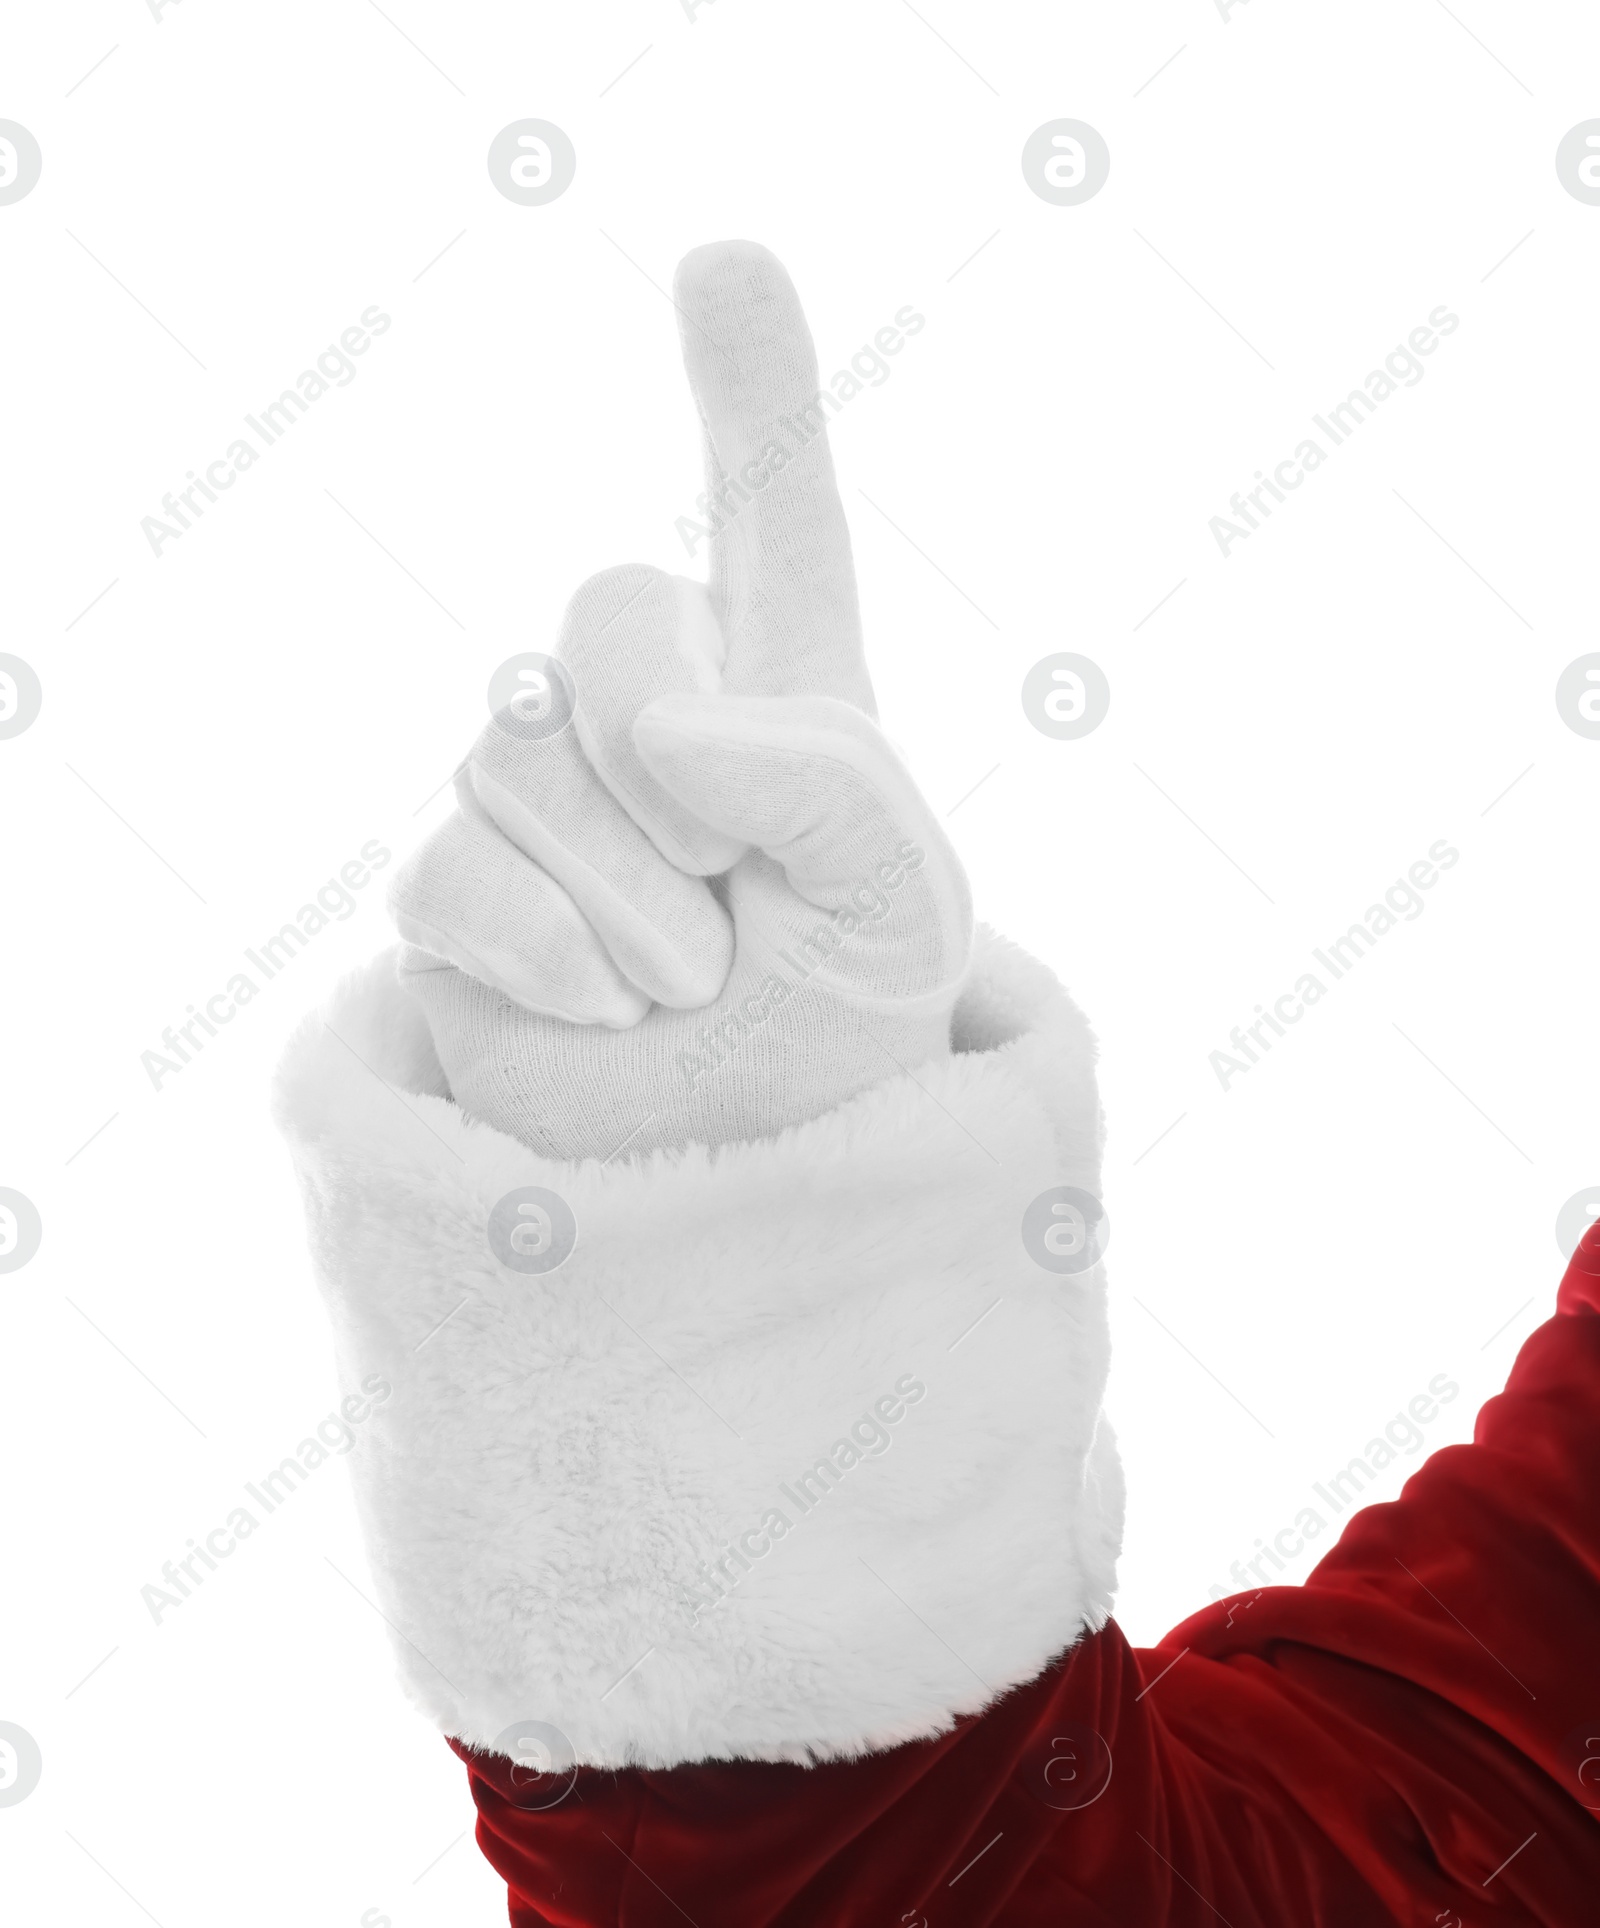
[674,240,874,716]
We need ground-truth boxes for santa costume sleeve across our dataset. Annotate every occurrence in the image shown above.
[275,933,1600,1927]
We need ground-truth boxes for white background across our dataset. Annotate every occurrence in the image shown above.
[4,2,1599,1923]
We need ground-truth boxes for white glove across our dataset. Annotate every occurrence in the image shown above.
[389,241,972,1161]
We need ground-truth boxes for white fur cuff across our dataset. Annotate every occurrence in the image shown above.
[273,927,1120,1768]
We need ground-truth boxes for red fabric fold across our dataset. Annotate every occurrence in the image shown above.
[455,1223,1600,1925]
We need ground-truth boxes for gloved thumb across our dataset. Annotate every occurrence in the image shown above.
[634,692,972,1009]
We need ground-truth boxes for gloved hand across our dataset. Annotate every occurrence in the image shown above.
[389,241,972,1161]
[278,238,1114,1792]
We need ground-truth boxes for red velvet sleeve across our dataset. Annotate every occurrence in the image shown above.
[457,1224,1600,1926]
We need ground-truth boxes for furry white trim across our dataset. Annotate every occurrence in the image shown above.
[273,927,1120,1769]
